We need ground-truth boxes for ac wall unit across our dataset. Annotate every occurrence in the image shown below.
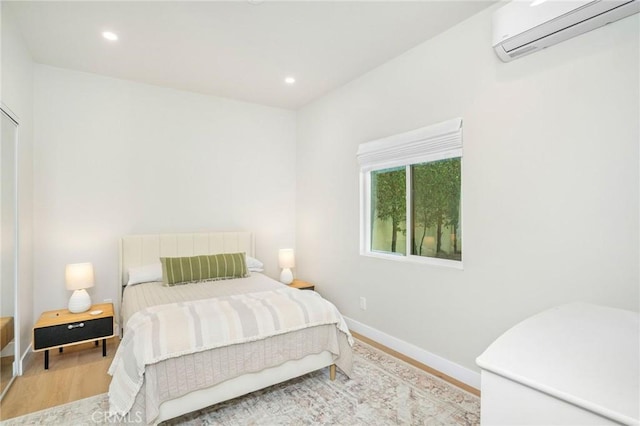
[492,0,639,62]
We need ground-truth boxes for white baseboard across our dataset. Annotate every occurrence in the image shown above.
[344,316,481,390]
[18,342,33,375]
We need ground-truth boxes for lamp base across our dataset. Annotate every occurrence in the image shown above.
[280,268,293,285]
[68,289,92,313]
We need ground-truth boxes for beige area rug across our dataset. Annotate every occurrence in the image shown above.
[1,340,479,425]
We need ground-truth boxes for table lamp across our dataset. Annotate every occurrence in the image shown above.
[65,262,95,313]
[278,249,295,284]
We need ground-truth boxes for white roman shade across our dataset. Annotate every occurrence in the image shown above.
[356,117,462,171]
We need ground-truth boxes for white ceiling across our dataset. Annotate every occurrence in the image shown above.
[6,1,494,110]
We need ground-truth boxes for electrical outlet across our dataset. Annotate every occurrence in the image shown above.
[359,297,367,310]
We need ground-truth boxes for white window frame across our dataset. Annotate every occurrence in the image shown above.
[357,117,463,269]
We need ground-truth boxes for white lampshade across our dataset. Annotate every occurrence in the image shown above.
[278,249,295,285]
[65,262,95,291]
[278,249,295,269]
[65,263,94,314]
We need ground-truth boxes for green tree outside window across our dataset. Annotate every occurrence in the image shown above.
[371,167,406,254]
[370,158,461,261]
[411,158,461,260]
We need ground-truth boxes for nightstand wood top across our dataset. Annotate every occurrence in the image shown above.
[289,279,315,291]
[34,303,114,329]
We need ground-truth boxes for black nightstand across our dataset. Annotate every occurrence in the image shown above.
[33,303,115,369]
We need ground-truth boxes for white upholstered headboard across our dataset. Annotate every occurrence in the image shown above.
[118,231,254,288]
[116,231,252,332]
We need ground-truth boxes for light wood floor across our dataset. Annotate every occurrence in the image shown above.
[0,338,119,420]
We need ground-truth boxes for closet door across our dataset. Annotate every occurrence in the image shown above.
[1,107,18,399]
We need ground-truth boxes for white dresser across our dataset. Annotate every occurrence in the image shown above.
[477,303,639,425]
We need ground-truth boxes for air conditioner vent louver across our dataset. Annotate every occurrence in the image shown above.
[493,0,639,62]
[509,45,539,58]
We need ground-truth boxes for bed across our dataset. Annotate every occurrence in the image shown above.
[109,231,353,424]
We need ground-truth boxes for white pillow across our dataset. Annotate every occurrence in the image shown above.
[127,263,162,286]
[246,255,264,272]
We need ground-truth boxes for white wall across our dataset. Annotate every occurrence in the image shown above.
[296,7,639,376]
[1,7,35,362]
[33,65,297,317]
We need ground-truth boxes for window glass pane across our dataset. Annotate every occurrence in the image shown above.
[371,167,406,255]
[411,158,461,261]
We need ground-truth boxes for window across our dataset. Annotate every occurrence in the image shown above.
[358,118,462,268]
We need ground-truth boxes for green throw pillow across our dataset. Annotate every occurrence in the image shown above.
[160,252,249,286]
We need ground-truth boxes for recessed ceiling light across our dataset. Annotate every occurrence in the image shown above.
[102,31,118,41]
[284,77,296,85]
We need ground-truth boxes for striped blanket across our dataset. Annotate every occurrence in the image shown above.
[108,287,353,416]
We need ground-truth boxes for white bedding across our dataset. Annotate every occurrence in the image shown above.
[112,272,354,424]
[121,272,285,326]
[110,285,352,416]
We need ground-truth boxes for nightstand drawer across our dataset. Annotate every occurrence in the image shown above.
[34,317,113,350]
